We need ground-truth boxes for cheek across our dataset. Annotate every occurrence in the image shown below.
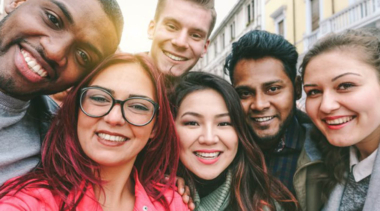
[225,131,239,149]
[77,111,96,149]
[191,42,206,56]
[240,100,251,114]
[305,99,316,117]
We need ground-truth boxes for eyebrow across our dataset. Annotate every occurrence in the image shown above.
[263,80,283,87]
[91,85,114,94]
[129,94,153,99]
[303,84,317,87]
[51,0,73,24]
[235,85,254,92]
[304,72,362,87]
[180,112,230,118]
[216,113,230,118]
[89,86,152,100]
[332,72,361,81]
[181,112,201,118]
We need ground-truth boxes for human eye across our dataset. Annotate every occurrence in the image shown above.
[45,11,61,28]
[337,82,355,91]
[237,89,252,99]
[305,89,321,97]
[89,95,110,104]
[191,33,203,40]
[218,122,232,126]
[267,86,281,94]
[166,23,177,31]
[129,104,149,111]
[76,49,92,67]
[184,121,199,126]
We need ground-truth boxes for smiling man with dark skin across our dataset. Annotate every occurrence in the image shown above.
[0,0,123,184]
[225,30,325,210]
[147,0,216,77]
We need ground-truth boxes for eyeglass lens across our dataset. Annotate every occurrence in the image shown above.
[80,88,155,125]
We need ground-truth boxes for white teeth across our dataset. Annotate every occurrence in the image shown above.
[325,116,354,125]
[253,116,274,122]
[195,152,220,159]
[21,49,48,78]
[164,51,186,61]
[97,133,127,142]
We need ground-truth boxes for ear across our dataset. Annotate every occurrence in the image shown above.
[295,75,302,100]
[5,0,27,14]
[147,20,156,40]
[201,40,210,58]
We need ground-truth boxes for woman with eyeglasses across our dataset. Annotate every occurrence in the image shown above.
[0,53,188,211]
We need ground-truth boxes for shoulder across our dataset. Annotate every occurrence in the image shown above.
[0,179,58,211]
[163,189,189,211]
[133,170,189,211]
[31,95,59,116]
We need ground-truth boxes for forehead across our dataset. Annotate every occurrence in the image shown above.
[233,58,291,86]
[49,0,119,57]
[179,89,227,113]
[304,50,380,84]
[158,0,212,34]
[89,62,156,99]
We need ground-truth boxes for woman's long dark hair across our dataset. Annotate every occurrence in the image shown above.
[0,53,179,210]
[300,28,380,201]
[170,72,298,211]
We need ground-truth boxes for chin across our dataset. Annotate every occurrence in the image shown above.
[197,173,219,180]
[326,138,353,147]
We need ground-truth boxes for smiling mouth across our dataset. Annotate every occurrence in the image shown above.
[194,152,221,159]
[324,116,355,125]
[97,133,128,142]
[163,51,187,61]
[252,116,275,122]
[21,48,48,78]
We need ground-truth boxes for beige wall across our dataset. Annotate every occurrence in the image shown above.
[265,0,353,54]
[0,0,11,20]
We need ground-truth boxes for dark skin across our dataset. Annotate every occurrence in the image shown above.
[0,0,118,101]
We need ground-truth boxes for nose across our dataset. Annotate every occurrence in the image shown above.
[198,124,219,145]
[319,91,340,114]
[103,104,126,126]
[250,92,270,111]
[171,30,189,49]
[40,33,73,67]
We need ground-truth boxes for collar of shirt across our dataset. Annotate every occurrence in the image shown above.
[350,146,378,182]
[274,117,304,153]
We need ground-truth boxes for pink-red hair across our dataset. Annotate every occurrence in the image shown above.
[0,53,179,210]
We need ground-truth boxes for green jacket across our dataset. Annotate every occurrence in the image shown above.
[293,113,326,211]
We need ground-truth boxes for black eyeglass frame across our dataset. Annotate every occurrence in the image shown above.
[79,86,160,126]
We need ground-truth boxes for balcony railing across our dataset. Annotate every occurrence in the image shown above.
[304,0,380,51]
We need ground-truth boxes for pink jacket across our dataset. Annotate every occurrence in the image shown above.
[0,170,189,211]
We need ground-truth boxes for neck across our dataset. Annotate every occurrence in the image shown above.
[194,170,227,198]
[94,164,136,211]
[355,126,380,161]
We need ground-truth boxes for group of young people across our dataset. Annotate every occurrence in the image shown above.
[0,0,379,211]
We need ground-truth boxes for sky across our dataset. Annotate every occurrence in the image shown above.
[116,0,239,53]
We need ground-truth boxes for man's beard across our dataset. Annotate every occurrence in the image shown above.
[249,105,296,150]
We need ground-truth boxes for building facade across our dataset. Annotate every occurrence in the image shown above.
[192,0,264,80]
[0,0,10,20]
[196,0,380,78]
